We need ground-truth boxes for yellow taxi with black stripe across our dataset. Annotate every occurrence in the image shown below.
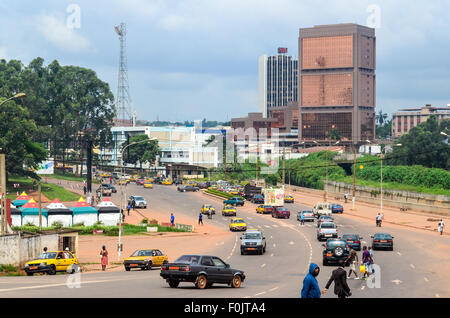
[222,205,237,216]
[24,251,79,276]
[123,249,169,271]
[284,195,294,203]
[143,182,153,189]
[229,217,247,232]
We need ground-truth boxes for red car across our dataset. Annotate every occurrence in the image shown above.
[136,179,146,185]
[272,207,290,219]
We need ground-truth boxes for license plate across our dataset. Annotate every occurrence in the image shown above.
[247,248,255,250]
[347,241,353,243]
[30,266,38,270]
[380,240,387,243]
[325,234,332,237]
[169,266,179,270]
[130,264,138,267]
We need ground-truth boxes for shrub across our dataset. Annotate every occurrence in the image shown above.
[51,221,64,229]
[141,218,149,224]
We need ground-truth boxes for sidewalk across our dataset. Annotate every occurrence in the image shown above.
[288,188,450,236]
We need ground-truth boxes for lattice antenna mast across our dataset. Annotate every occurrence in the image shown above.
[114,23,132,123]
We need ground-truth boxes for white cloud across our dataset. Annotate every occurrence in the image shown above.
[36,13,91,53]
[0,47,8,60]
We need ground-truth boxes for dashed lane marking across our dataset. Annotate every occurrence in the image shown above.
[289,241,295,245]
[424,277,429,283]
[436,294,440,298]
[270,253,274,257]
[362,241,367,244]
[397,252,402,256]
[410,264,415,269]
[261,264,266,268]
[255,291,266,296]
[264,225,271,228]
[273,244,276,248]
[272,225,279,228]
[269,287,279,292]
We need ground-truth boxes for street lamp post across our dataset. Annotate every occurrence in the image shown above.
[118,137,157,260]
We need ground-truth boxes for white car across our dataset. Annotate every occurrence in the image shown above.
[313,202,332,218]
[317,222,338,241]
[128,195,147,208]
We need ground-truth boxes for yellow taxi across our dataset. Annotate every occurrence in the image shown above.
[222,205,237,217]
[123,249,168,271]
[229,217,247,232]
[145,177,155,183]
[284,195,294,203]
[229,189,239,195]
[118,178,129,185]
[201,204,216,215]
[162,179,173,185]
[143,182,153,189]
[208,186,218,191]
[24,251,79,276]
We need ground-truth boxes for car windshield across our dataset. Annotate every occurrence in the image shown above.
[342,234,358,240]
[263,206,272,209]
[233,219,244,223]
[375,233,392,239]
[134,196,144,201]
[243,233,262,239]
[320,223,336,229]
[277,208,288,211]
[37,252,57,259]
[302,210,313,214]
[320,216,333,220]
[174,255,200,264]
[326,240,346,247]
[130,250,152,257]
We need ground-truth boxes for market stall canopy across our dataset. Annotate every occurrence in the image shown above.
[20,198,48,216]
[96,197,120,213]
[46,199,72,215]
[70,197,98,215]
[13,191,31,208]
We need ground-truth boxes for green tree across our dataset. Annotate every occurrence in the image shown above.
[122,134,159,170]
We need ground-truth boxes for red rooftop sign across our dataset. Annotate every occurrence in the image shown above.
[278,47,288,54]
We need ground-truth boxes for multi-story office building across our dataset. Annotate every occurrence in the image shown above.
[298,24,376,143]
[392,104,450,138]
[258,48,298,118]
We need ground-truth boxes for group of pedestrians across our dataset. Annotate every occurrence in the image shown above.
[301,246,375,298]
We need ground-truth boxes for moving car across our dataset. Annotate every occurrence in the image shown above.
[118,178,129,185]
[177,185,199,192]
[160,254,245,289]
[371,233,394,250]
[222,205,237,216]
[24,251,78,276]
[240,230,266,255]
[322,239,350,266]
[174,178,183,185]
[313,202,332,218]
[143,182,153,189]
[342,234,363,251]
[272,206,290,219]
[317,215,335,227]
[284,195,294,203]
[128,195,147,208]
[123,249,168,271]
[101,184,117,193]
[162,179,173,185]
[97,185,112,197]
[135,179,146,185]
[297,210,315,222]
[201,204,216,215]
[256,205,274,214]
[251,194,264,204]
[223,197,245,206]
[317,222,338,241]
[331,203,344,214]
[229,217,247,231]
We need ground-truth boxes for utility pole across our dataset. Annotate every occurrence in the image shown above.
[0,154,6,234]
[38,182,42,231]
[352,143,356,210]
[380,153,383,212]
[282,147,286,187]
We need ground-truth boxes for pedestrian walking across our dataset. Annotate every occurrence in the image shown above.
[131,200,136,211]
[376,213,383,227]
[438,219,444,235]
[109,177,112,184]
[368,246,375,274]
[301,263,321,298]
[127,204,131,216]
[198,212,203,225]
[170,213,175,227]
[100,245,108,271]
[300,211,305,226]
[361,246,373,279]
[83,185,87,195]
[322,260,352,298]
[345,247,359,279]
[344,192,349,203]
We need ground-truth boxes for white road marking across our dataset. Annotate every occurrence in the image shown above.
[255,291,266,296]
[361,285,365,290]
[269,287,279,292]
[273,244,276,248]
[257,225,262,228]
[436,294,440,298]
[410,264,415,269]
[397,252,402,256]
[264,225,271,228]
[243,296,251,298]
[424,277,429,283]
[272,225,279,228]
[270,235,273,239]
[392,280,402,285]
[248,217,253,220]
[261,264,266,268]
[289,241,295,245]
[270,253,274,257]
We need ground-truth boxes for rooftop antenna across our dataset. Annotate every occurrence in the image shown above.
[114,23,132,125]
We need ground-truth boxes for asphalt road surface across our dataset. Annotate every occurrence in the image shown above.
[1,183,449,298]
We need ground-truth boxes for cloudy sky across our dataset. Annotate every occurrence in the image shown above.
[1,0,449,122]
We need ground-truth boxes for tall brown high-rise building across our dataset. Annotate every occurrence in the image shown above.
[298,24,376,143]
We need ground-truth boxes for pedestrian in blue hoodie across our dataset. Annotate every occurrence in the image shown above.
[301,263,321,298]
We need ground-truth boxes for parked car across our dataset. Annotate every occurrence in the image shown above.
[123,249,168,271]
[24,251,79,276]
[297,210,315,222]
[240,230,266,255]
[223,197,245,206]
[317,222,338,241]
[331,203,344,214]
[371,233,394,251]
[342,234,363,251]
[313,202,332,218]
[317,215,335,227]
[101,184,117,193]
[229,217,247,231]
[177,185,199,192]
[271,206,290,219]
[256,205,274,214]
[160,254,245,289]
[251,194,264,204]
[284,195,294,203]
[197,182,209,189]
[128,195,147,208]
[322,238,350,266]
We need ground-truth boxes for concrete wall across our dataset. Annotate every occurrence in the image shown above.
[0,233,59,267]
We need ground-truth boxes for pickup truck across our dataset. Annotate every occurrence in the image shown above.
[313,202,332,218]
[97,186,112,197]
[160,254,245,289]
[223,197,245,206]
[240,230,266,255]
[317,222,338,241]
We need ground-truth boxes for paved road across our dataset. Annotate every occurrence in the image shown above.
[1,183,449,298]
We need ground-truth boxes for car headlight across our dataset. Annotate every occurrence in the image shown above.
[25,264,29,267]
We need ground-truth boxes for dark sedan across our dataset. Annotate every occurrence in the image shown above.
[272,207,290,219]
[331,203,344,213]
[342,234,362,251]
[177,185,199,192]
[101,184,117,193]
[251,194,264,204]
[160,254,245,289]
[371,233,394,250]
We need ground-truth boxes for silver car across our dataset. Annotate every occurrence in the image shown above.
[240,230,266,255]
[317,222,338,241]
[128,195,147,208]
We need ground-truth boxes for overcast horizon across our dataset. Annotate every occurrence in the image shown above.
[1,0,449,122]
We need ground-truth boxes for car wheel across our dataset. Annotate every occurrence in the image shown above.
[263,246,266,253]
[241,250,245,255]
[48,265,56,275]
[196,275,207,289]
[125,266,130,271]
[26,272,33,276]
[168,280,180,288]
[231,275,242,288]
[146,261,152,270]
